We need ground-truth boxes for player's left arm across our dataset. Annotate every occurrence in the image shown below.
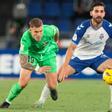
[51,25,60,43]
[54,29,59,43]
[53,25,60,48]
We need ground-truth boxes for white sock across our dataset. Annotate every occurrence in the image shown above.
[38,82,59,104]
[109,85,112,110]
[38,83,50,103]
[6,99,11,104]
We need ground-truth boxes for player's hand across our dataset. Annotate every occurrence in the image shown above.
[58,65,66,82]
[38,66,51,74]
[56,40,62,48]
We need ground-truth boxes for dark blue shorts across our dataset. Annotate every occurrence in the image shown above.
[69,54,109,73]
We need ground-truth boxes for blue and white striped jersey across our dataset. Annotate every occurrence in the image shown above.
[72,19,112,60]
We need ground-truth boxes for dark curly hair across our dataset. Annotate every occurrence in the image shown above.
[90,1,105,11]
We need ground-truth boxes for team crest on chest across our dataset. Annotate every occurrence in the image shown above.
[99,33,104,40]
[43,41,48,46]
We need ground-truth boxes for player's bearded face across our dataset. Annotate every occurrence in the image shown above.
[30,26,43,41]
[91,6,105,24]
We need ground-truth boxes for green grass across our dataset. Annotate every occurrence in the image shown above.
[0,79,110,112]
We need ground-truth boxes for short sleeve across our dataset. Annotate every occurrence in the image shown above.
[50,25,59,36]
[19,31,31,55]
[72,20,90,45]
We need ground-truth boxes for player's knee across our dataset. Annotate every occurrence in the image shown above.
[20,55,35,70]
[49,85,56,90]
[19,79,28,88]
[20,82,28,88]
[48,81,57,89]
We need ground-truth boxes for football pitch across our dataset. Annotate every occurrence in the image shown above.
[0,79,110,112]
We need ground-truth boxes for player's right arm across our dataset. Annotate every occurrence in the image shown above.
[58,21,88,81]
[19,31,51,73]
[19,31,33,70]
[60,21,86,67]
[58,42,76,76]
[57,43,76,82]
[63,43,77,66]
[63,20,89,65]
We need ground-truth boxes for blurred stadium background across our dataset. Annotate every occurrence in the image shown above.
[0,0,112,78]
[0,0,112,112]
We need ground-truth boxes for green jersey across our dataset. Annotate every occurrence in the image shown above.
[19,25,59,61]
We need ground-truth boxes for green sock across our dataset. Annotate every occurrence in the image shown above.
[6,83,23,103]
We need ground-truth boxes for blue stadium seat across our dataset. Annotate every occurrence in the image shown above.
[44,3,60,17]
[61,3,74,17]
[57,19,71,32]
[28,0,41,2]
[44,0,57,2]
[43,18,56,25]
[103,0,112,4]
[73,18,86,30]
[106,4,112,16]
[27,3,42,16]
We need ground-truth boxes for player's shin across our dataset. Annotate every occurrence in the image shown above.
[35,83,50,107]
[49,82,58,101]
[0,83,23,108]
[6,83,23,103]
[38,84,50,103]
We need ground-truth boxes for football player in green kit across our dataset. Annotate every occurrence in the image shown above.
[0,18,59,108]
